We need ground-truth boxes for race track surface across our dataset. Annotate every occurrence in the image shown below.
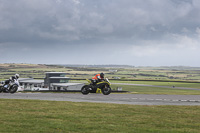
[1,93,200,105]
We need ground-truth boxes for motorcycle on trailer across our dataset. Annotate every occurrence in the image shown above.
[81,78,112,95]
[0,80,19,94]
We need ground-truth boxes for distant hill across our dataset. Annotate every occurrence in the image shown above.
[137,66,200,70]
[53,64,135,68]
[1,63,199,70]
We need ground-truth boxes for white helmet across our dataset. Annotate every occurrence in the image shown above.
[15,74,19,79]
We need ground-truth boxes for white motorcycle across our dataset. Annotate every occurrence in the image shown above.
[0,80,19,94]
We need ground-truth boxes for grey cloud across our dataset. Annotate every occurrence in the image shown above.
[0,0,200,66]
[0,0,199,44]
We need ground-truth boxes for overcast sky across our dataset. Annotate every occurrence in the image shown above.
[0,0,200,66]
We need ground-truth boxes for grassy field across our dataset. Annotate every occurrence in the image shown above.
[0,99,200,133]
[110,80,200,94]
[111,84,200,95]
[1,64,200,133]
[1,63,200,81]
[110,80,200,88]
[1,63,200,95]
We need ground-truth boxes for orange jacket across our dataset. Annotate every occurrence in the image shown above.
[92,74,103,80]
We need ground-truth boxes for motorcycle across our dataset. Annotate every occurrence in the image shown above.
[81,78,112,95]
[0,80,19,94]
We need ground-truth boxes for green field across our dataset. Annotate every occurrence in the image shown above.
[111,84,200,95]
[1,63,200,81]
[1,63,200,95]
[110,80,200,88]
[110,81,200,95]
[1,64,200,133]
[0,99,200,133]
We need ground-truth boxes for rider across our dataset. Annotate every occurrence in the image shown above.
[10,74,20,86]
[4,74,20,87]
[92,73,104,85]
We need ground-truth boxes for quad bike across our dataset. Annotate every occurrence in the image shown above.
[0,81,19,94]
[81,78,112,95]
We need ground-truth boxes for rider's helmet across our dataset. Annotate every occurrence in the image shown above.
[100,73,104,78]
[15,74,20,79]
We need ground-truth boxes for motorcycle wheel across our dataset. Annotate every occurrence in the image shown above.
[81,85,90,95]
[0,86,3,93]
[102,85,111,95]
[9,85,18,94]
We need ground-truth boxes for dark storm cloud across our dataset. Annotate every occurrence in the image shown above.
[0,0,79,44]
[0,0,198,44]
[0,0,200,66]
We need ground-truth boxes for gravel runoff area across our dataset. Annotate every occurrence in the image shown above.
[0,93,200,106]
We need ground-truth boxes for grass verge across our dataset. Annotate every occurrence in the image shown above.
[111,80,200,89]
[0,99,200,133]
[111,84,200,95]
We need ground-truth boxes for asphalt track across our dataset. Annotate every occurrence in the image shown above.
[0,93,200,106]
